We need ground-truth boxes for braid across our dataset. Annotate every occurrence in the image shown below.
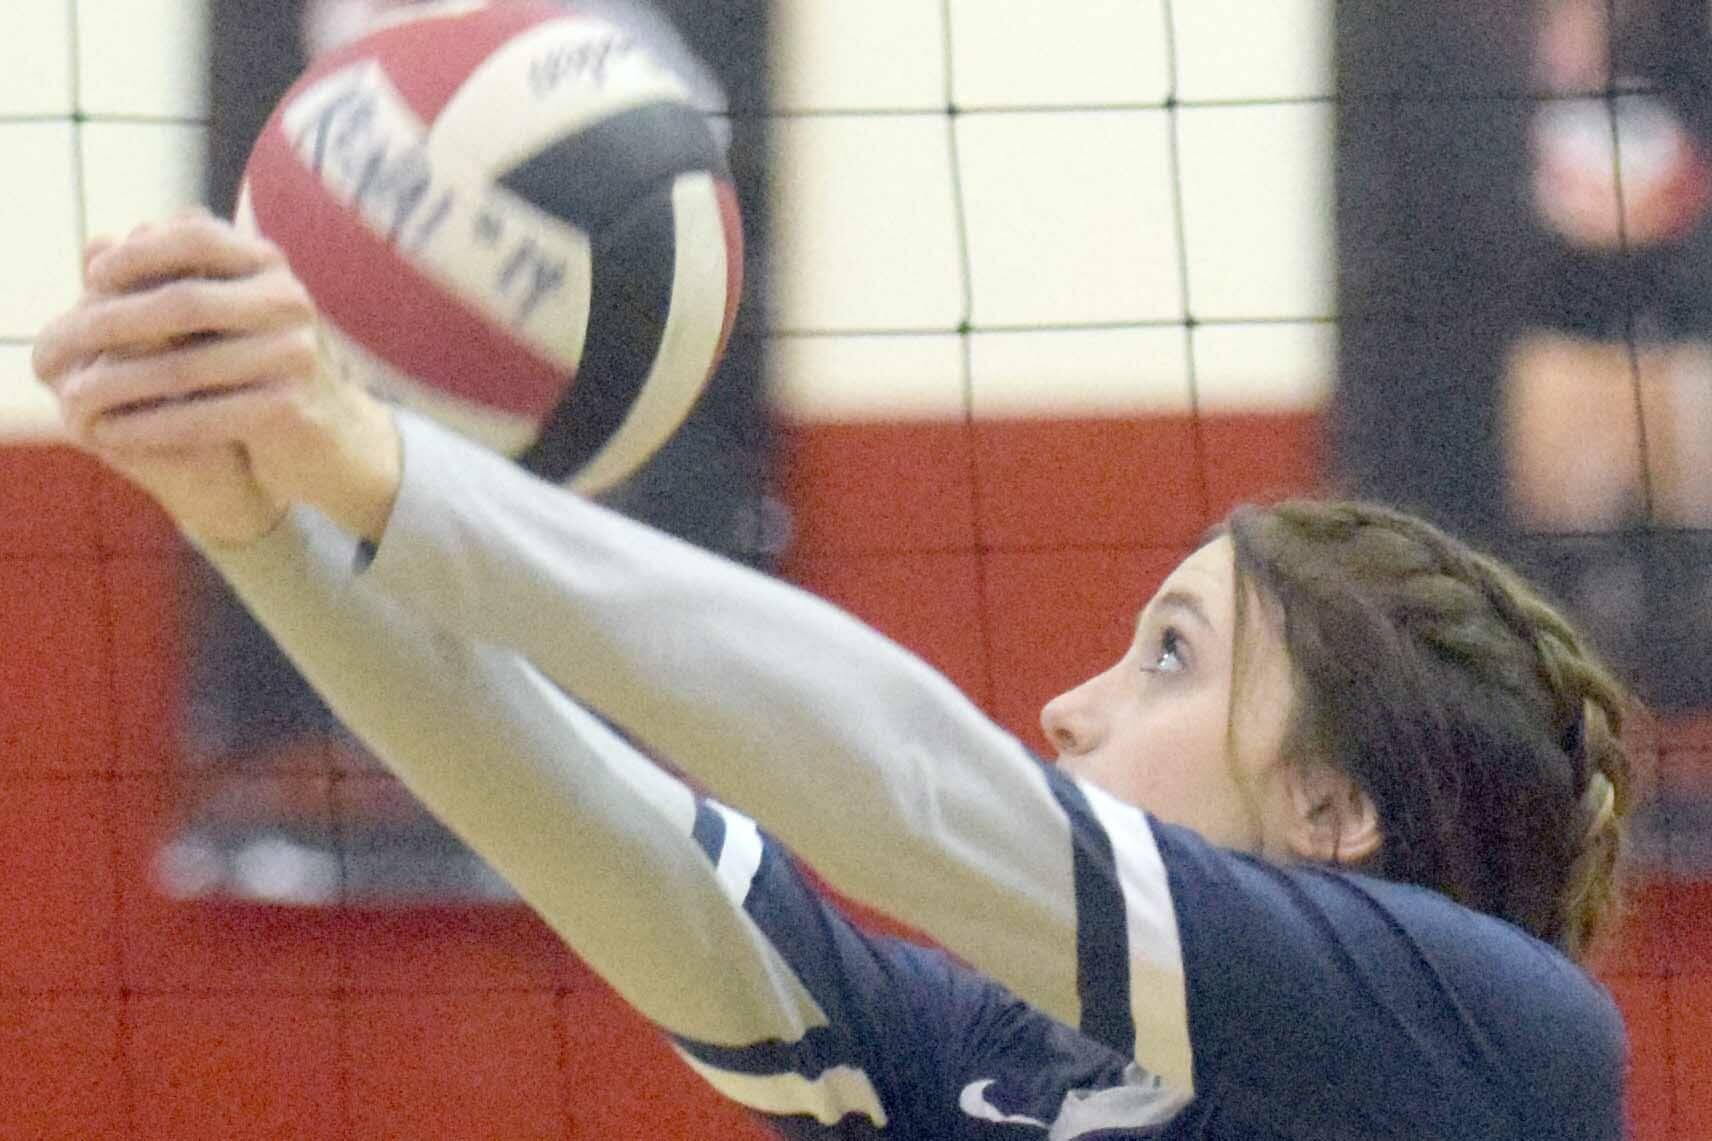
[1228,500,1634,958]
[1461,544,1631,955]
[1530,632,1629,956]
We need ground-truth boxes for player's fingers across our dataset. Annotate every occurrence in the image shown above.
[85,211,283,294]
[32,302,108,385]
[59,325,318,438]
[80,379,291,453]
[35,243,148,383]
[34,267,313,383]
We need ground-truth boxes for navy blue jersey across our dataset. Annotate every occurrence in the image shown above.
[204,410,1626,1140]
[671,778,1622,1139]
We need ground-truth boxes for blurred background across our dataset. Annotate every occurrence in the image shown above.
[0,1,1705,1137]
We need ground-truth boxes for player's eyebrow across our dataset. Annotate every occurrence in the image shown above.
[1135,589,1215,637]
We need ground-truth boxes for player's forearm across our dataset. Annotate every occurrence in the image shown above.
[363,411,1097,1029]
[199,505,825,1048]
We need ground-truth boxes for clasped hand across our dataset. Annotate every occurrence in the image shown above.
[31,210,401,546]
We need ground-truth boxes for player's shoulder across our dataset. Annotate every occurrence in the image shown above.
[1151,820,1624,1133]
[1156,813,1618,1021]
[1405,877,1624,1079]
[1324,866,1626,1131]
[1347,865,1619,1014]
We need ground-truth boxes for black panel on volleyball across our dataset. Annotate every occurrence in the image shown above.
[170,0,775,906]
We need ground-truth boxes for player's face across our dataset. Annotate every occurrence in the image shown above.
[1040,536,1298,854]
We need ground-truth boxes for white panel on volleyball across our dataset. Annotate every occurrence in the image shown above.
[428,14,697,182]
[570,171,732,494]
[1177,104,1335,322]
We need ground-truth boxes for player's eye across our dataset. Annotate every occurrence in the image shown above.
[1140,625,1188,676]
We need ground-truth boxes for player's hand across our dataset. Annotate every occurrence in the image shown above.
[30,225,284,546]
[32,212,403,544]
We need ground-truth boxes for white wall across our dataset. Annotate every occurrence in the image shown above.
[0,0,1333,437]
[0,0,208,437]
[769,0,1336,423]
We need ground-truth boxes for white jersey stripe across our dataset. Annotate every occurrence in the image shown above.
[710,801,766,907]
[674,1049,889,1128]
[1080,780,1194,1094]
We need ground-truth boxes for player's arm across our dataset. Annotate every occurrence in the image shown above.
[356,407,1201,1094]
[200,503,950,1133]
[31,216,970,1132]
[199,502,822,1048]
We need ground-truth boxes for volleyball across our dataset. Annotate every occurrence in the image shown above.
[238,0,742,492]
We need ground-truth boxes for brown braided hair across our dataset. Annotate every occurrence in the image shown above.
[1224,500,1632,959]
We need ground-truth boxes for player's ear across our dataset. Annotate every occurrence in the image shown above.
[1280,763,1380,866]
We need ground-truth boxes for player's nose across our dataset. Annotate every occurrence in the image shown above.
[1040,679,1105,760]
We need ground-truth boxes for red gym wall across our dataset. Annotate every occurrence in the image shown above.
[2,407,1704,1139]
